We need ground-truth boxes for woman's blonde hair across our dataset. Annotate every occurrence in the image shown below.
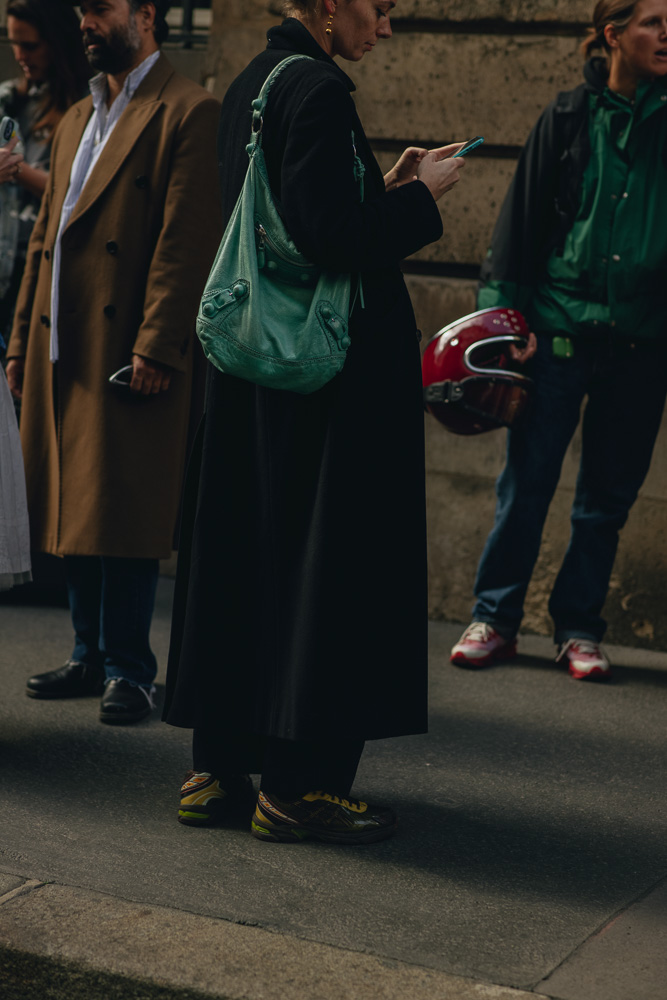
[280,1,352,15]
[281,1,321,13]
[581,0,638,58]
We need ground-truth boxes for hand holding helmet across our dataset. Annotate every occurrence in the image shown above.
[508,331,537,363]
[422,308,535,435]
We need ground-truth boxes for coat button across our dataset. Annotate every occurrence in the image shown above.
[106,240,118,255]
[103,305,116,318]
[40,314,50,328]
[135,175,149,189]
[44,249,50,260]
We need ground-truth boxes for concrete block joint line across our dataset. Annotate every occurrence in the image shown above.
[0,879,47,907]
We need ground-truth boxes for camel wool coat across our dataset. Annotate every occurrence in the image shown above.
[7,54,220,559]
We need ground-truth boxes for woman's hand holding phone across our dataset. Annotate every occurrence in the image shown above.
[415,143,467,201]
[0,135,23,185]
[385,142,467,192]
[385,136,484,200]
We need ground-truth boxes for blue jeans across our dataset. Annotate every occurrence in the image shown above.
[472,336,667,644]
[64,556,159,687]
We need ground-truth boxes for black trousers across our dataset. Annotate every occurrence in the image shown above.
[193,728,364,799]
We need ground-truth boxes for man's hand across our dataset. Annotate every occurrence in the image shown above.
[5,357,25,399]
[508,331,537,364]
[130,354,172,395]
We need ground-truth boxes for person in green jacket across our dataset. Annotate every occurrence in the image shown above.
[451,0,667,680]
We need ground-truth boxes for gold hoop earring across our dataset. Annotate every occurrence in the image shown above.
[325,11,334,34]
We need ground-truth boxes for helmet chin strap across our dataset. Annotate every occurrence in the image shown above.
[423,381,464,405]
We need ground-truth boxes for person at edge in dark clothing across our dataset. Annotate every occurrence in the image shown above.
[451,0,667,681]
[164,0,468,845]
[0,0,90,353]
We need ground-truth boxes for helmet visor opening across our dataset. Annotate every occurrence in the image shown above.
[467,336,530,373]
[461,379,531,427]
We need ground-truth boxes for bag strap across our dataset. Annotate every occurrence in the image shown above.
[247,56,365,209]
[248,55,313,150]
[247,55,367,310]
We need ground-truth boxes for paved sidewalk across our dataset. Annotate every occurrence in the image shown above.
[1,579,666,1000]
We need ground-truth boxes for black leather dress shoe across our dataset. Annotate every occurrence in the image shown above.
[26,660,106,699]
[99,679,155,724]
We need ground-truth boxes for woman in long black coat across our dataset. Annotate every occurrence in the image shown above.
[164,0,465,844]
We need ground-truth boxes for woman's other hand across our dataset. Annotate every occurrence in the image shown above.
[415,143,466,201]
[384,147,429,191]
[0,136,23,185]
[508,331,537,363]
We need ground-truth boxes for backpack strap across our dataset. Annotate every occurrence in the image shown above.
[551,83,591,255]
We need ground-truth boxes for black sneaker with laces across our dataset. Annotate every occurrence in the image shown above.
[251,789,397,844]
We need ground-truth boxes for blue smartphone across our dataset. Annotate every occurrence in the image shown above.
[453,136,484,157]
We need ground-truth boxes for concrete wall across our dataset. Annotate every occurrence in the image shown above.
[210,1,667,648]
[2,6,661,644]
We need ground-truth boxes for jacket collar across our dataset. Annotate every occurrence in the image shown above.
[59,53,174,232]
[583,57,609,94]
[266,17,356,93]
[124,50,175,104]
[585,54,667,119]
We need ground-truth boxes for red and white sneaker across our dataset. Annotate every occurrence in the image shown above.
[450,621,517,669]
[556,639,611,681]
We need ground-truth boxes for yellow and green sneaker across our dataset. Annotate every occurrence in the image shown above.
[179,771,254,826]
[251,789,397,845]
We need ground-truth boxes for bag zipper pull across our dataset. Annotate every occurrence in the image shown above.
[255,223,266,269]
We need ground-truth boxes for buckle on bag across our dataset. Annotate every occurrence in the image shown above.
[317,302,351,351]
[251,97,264,134]
[200,281,249,319]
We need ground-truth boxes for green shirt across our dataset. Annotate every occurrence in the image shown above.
[481,77,667,339]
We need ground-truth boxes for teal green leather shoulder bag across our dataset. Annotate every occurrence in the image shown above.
[196,55,364,395]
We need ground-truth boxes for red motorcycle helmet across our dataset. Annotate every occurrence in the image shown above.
[422,307,534,435]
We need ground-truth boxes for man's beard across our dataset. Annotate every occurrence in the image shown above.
[84,16,141,73]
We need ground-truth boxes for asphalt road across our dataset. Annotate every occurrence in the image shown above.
[1,578,667,999]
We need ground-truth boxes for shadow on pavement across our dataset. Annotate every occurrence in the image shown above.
[0,947,214,1000]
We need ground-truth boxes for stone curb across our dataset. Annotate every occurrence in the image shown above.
[0,879,550,1000]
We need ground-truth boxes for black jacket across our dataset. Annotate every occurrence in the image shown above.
[479,58,609,295]
[164,20,443,744]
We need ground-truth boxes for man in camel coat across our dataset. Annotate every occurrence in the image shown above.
[6,0,220,724]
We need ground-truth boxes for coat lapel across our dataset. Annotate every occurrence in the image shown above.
[50,99,93,231]
[65,54,174,230]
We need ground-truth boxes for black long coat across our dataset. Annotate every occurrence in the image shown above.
[163,20,443,747]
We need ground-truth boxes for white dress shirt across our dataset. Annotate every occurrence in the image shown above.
[49,50,160,362]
